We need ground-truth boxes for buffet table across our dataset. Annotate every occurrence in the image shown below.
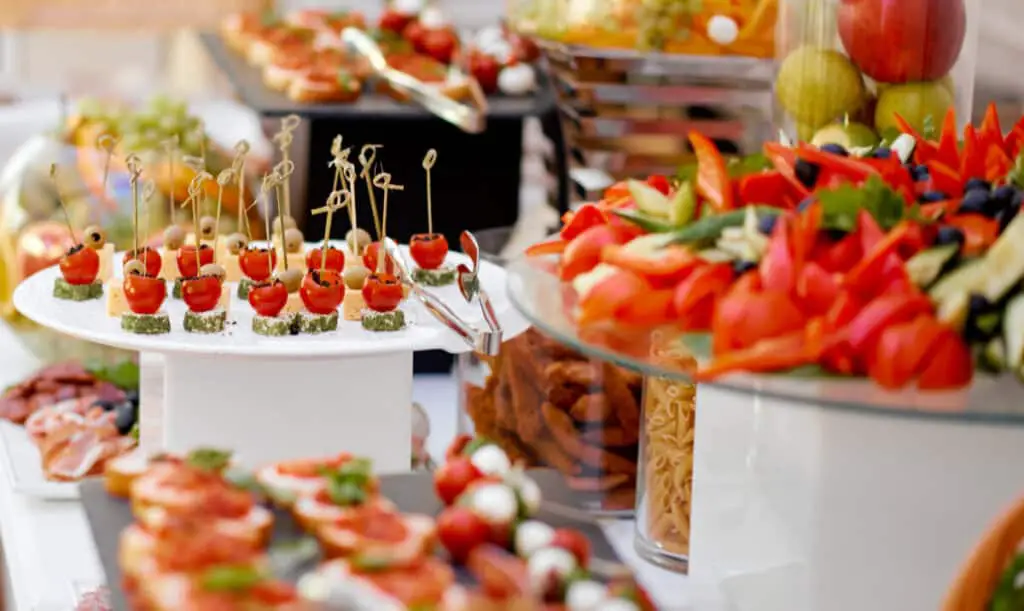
[0,322,688,611]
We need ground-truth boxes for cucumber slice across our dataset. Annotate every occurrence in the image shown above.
[1002,293,1024,371]
[627,180,671,218]
[667,182,697,226]
[936,291,970,332]
[906,244,958,288]
[981,212,1024,301]
[696,249,735,263]
[979,338,1007,373]
[571,263,617,299]
[929,259,986,305]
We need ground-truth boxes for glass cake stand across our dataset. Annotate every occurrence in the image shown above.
[506,253,1024,610]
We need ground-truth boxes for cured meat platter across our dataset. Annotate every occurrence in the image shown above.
[81,469,623,611]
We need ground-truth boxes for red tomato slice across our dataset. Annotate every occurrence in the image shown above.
[926,160,964,198]
[798,262,839,316]
[763,142,810,198]
[738,170,791,207]
[600,244,698,287]
[842,221,914,294]
[985,146,1014,183]
[978,102,1004,154]
[560,224,626,281]
[937,107,960,169]
[813,233,862,274]
[696,330,817,381]
[760,215,796,294]
[689,131,733,211]
[560,204,608,241]
[577,269,650,326]
[796,144,879,182]
[960,124,986,181]
[855,210,886,254]
[916,329,974,390]
[645,175,672,195]
[671,264,733,325]
[616,288,674,326]
[867,315,946,389]
[845,293,933,358]
[712,288,807,353]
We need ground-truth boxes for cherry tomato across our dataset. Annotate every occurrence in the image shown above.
[469,52,501,94]
[916,328,974,390]
[250,580,298,605]
[409,233,449,270]
[300,270,345,315]
[305,246,345,273]
[123,273,167,315]
[123,247,162,278]
[182,275,221,313]
[436,506,491,564]
[239,247,278,282]
[508,32,539,62]
[433,456,483,505]
[403,20,427,49]
[363,242,396,274]
[645,175,672,195]
[362,273,404,313]
[378,9,414,33]
[550,528,591,568]
[59,245,100,285]
[420,29,458,64]
[176,245,215,278]
[248,280,289,318]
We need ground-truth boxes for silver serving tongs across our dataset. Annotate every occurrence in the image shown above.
[383,238,502,355]
[341,28,486,134]
[457,231,502,335]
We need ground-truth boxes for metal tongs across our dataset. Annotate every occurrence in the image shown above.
[383,238,502,355]
[457,231,502,335]
[341,27,486,134]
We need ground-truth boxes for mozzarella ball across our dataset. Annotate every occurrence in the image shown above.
[595,599,640,611]
[418,6,447,29]
[514,520,555,558]
[470,444,511,477]
[482,39,514,62]
[566,580,609,611]
[706,15,739,46]
[527,547,577,593]
[475,26,504,48]
[470,483,518,525]
[515,474,542,516]
[497,64,536,95]
[391,0,423,15]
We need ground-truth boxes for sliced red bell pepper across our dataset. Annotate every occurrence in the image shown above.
[813,232,862,274]
[797,144,880,182]
[960,124,986,181]
[645,175,672,195]
[936,107,960,169]
[560,203,608,241]
[615,287,675,326]
[712,288,807,353]
[760,215,797,294]
[798,262,840,316]
[560,224,627,281]
[819,290,865,375]
[844,293,933,358]
[985,145,1014,183]
[695,328,820,381]
[576,268,649,326]
[689,131,733,212]
[944,214,1000,256]
[893,113,940,164]
[920,199,961,221]
[926,160,965,197]
[825,290,864,331]
[525,238,567,257]
[842,221,914,292]
[867,315,946,389]
[671,263,733,329]
[602,181,631,202]
[916,327,974,390]
[600,244,699,287]
[738,170,791,208]
[978,102,1004,155]
[793,201,822,268]
[1006,125,1024,160]
[763,142,810,198]
[856,209,885,254]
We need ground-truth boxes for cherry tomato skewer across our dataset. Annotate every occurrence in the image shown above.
[248,280,288,318]
[123,247,162,278]
[176,245,215,279]
[300,269,345,315]
[362,273,404,313]
[123,273,167,315]
[239,246,278,282]
[181,275,221,313]
[409,233,449,270]
[60,245,100,285]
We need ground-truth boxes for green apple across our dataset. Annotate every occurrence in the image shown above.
[776,46,867,128]
[875,80,954,135]
[811,122,879,148]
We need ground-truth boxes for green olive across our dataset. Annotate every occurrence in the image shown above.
[163,226,186,250]
[345,228,373,254]
[284,228,304,254]
[123,260,146,276]
[343,265,370,290]
[275,268,303,293]
[198,216,218,240]
[82,225,107,250]
[200,263,226,281]
[225,232,248,255]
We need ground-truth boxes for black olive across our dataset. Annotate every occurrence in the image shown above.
[910,165,930,182]
[825,228,848,241]
[918,190,949,203]
[964,178,991,192]
[958,189,998,217]
[934,225,965,246]
[797,197,815,211]
[969,293,993,314]
[871,148,893,159]
[112,401,137,435]
[124,389,139,406]
[732,260,758,275]
[91,399,118,412]
[758,214,778,236]
[794,159,820,189]
[819,143,848,156]
[991,184,1019,209]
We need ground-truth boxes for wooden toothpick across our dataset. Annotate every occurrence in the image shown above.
[215,169,235,258]
[187,171,212,270]
[163,136,179,224]
[259,173,276,248]
[126,154,143,257]
[49,164,77,243]
[273,114,301,220]
[142,180,156,266]
[359,144,383,239]
[96,134,118,200]
[372,171,404,274]
[311,190,350,273]
[422,149,437,235]
[232,140,251,237]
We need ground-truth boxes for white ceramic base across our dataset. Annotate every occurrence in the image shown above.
[688,385,1024,611]
[161,351,413,471]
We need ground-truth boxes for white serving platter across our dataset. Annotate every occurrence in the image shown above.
[0,421,81,500]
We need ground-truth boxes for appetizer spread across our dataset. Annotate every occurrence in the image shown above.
[529,106,1024,391]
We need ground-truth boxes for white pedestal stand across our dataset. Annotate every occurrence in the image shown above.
[13,248,528,472]
[688,384,1024,611]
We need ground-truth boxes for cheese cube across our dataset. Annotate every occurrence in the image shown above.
[105,278,129,317]
[222,254,244,282]
[282,292,303,314]
[342,290,365,321]
[160,249,179,280]
[275,252,306,274]
[97,244,116,282]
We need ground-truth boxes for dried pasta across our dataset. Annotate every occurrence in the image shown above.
[639,339,697,556]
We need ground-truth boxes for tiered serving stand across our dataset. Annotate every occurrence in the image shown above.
[11,244,528,472]
[506,253,1024,611]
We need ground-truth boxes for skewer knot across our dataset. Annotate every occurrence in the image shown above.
[422,149,437,170]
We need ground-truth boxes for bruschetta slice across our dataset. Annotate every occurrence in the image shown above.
[307,557,468,610]
[255,452,359,506]
[317,505,435,562]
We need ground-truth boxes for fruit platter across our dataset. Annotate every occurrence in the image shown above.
[81,441,659,610]
[509,105,1024,413]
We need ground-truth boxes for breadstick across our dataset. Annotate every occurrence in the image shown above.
[580,425,639,447]
[564,473,631,492]
[568,393,616,423]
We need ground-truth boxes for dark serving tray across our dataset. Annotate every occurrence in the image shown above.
[199,33,553,119]
[81,469,622,611]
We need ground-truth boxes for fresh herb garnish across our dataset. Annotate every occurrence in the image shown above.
[612,209,677,234]
[461,437,493,457]
[1008,152,1024,190]
[815,174,911,232]
[129,422,139,442]
[326,478,367,506]
[677,152,772,183]
[86,360,140,391]
[186,447,232,472]
[201,565,264,592]
[921,115,938,140]
[351,553,394,572]
[989,552,1024,611]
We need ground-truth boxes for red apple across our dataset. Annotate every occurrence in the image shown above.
[837,0,966,84]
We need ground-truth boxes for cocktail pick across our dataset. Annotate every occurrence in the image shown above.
[125,154,144,258]
[162,136,180,223]
[214,169,235,258]
[371,170,404,273]
[358,144,383,239]
[96,134,118,200]
[48,164,77,244]
[311,190,350,273]
[232,140,251,238]
[422,149,437,235]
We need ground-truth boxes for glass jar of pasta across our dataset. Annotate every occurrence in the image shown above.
[459,328,643,515]
[634,339,697,573]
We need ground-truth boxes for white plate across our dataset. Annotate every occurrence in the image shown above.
[12,244,528,359]
[0,421,80,500]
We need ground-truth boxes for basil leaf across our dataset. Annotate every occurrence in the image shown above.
[461,437,493,457]
[327,479,367,506]
[186,447,232,472]
[665,207,782,245]
[1008,152,1024,190]
[816,174,908,232]
[87,360,140,391]
[201,565,264,592]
